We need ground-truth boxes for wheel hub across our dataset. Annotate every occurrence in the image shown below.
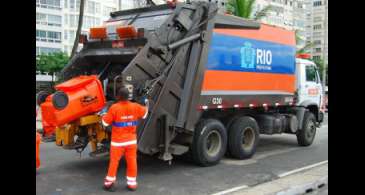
[306,121,316,140]
[206,130,222,157]
[242,127,255,150]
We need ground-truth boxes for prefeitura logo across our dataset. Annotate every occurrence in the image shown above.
[240,42,273,70]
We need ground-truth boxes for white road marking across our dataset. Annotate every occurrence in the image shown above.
[222,148,299,166]
[278,160,328,178]
[213,161,328,195]
[211,185,249,195]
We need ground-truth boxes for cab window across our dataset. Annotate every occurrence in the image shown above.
[305,65,317,82]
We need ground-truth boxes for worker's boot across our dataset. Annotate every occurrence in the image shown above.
[127,185,137,191]
[103,182,116,192]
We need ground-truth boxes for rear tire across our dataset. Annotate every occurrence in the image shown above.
[192,119,227,166]
[228,116,260,159]
[296,112,316,146]
[224,116,241,157]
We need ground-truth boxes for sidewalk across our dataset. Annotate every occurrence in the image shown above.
[232,162,328,195]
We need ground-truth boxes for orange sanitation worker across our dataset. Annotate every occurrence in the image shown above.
[36,132,41,169]
[36,108,41,170]
[102,86,148,192]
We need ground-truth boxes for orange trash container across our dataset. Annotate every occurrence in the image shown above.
[41,75,106,126]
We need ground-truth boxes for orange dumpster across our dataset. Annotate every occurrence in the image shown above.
[41,75,106,126]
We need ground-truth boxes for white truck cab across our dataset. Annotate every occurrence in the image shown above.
[295,57,324,125]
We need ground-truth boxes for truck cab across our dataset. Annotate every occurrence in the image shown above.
[295,57,324,125]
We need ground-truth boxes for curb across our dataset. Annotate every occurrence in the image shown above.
[223,163,328,195]
[275,175,328,195]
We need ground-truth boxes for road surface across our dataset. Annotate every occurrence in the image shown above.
[36,114,328,195]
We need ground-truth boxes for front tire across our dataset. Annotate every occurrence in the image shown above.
[296,112,316,146]
[192,119,227,166]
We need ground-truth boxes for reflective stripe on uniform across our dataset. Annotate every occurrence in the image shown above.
[127,181,137,186]
[111,140,137,147]
[104,181,113,186]
[102,120,110,127]
[105,176,116,181]
[142,109,148,119]
[126,176,136,181]
[112,121,138,127]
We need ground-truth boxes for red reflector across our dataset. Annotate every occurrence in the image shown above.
[112,40,125,48]
[116,25,137,39]
[296,53,311,59]
[167,0,177,8]
[90,27,107,39]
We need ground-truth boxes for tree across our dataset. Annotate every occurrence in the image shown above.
[295,30,314,54]
[312,57,327,85]
[226,0,271,20]
[36,52,69,75]
[71,0,85,58]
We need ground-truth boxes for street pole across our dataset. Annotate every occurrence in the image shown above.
[322,0,327,93]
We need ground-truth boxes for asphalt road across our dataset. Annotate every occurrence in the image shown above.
[36,114,328,195]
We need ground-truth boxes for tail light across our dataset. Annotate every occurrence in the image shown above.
[116,25,137,39]
[89,27,107,39]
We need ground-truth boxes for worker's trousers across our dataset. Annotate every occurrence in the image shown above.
[36,132,41,169]
[105,143,137,188]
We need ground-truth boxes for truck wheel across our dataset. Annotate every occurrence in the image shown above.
[296,112,316,146]
[224,116,242,157]
[228,116,260,159]
[192,119,227,166]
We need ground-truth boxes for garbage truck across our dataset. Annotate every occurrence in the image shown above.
[37,2,324,166]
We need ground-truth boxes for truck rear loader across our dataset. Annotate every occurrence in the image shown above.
[37,2,324,166]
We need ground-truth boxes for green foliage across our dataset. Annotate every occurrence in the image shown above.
[297,42,315,54]
[312,57,327,84]
[226,0,271,20]
[36,52,69,74]
[254,5,272,20]
[295,30,314,54]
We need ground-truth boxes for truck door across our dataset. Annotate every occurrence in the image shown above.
[302,64,322,106]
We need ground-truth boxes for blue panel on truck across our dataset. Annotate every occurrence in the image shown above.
[205,33,296,74]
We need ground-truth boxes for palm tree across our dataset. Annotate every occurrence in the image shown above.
[226,0,272,20]
[295,30,314,54]
[71,0,85,58]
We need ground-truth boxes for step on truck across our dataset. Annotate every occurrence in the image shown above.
[37,2,324,166]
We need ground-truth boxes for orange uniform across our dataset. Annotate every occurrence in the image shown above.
[36,132,41,169]
[36,108,41,170]
[102,100,147,189]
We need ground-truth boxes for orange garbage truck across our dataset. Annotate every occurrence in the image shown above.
[36,2,323,166]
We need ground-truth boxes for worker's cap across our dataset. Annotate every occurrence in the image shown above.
[116,86,132,101]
